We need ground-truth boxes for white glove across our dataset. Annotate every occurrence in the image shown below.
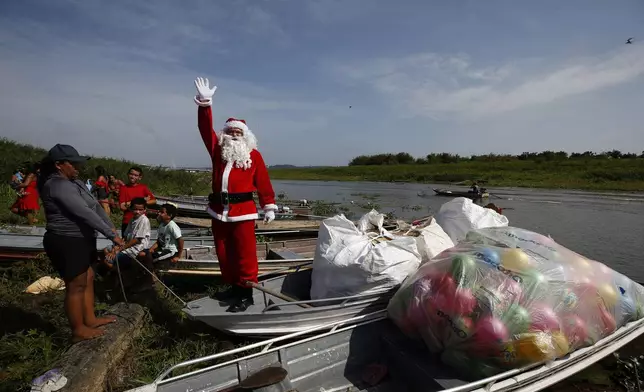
[263,210,275,224]
[194,77,217,106]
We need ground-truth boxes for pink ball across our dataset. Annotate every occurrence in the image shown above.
[562,315,589,348]
[474,316,510,344]
[598,306,617,336]
[529,304,561,332]
[450,288,477,316]
[423,271,457,296]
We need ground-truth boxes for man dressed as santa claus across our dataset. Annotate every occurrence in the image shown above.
[193,77,278,312]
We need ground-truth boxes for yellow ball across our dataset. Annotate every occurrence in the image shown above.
[572,256,593,271]
[513,332,556,363]
[597,283,618,308]
[501,248,531,272]
[551,331,570,358]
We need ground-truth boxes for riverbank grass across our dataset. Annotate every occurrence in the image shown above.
[269,159,644,192]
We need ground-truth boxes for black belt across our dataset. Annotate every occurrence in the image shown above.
[209,192,254,206]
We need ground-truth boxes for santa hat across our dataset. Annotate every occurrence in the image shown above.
[222,118,249,134]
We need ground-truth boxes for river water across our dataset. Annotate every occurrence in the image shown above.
[273,180,644,282]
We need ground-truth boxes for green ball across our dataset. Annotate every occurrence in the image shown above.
[521,269,548,299]
[450,254,477,287]
[502,304,531,334]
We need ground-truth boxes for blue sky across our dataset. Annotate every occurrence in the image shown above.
[1,0,643,167]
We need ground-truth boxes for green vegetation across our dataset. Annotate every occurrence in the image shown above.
[0,138,211,197]
[269,155,644,192]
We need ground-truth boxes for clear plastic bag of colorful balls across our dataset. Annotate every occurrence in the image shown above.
[386,226,644,380]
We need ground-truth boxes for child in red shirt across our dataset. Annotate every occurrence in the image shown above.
[118,166,156,234]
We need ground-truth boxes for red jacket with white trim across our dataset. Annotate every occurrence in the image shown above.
[197,106,277,222]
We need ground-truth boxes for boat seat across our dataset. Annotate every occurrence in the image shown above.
[268,249,303,260]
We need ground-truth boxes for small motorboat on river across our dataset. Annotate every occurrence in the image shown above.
[433,188,490,200]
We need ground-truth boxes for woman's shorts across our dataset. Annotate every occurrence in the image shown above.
[43,233,97,281]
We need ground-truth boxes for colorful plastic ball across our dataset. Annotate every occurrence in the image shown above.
[451,288,477,316]
[501,248,531,272]
[449,254,477,287]
[598,305,617,336]
[596,283,618,308]
[513,332,557,363]
[529,304,561,332]
[422,271,457,295]
[521,269,548,299]
[569,253,594,273]
[445,317,474,344]
[561,289,579,311]
[474,316,510,346]
[503,304,531,334]
[551,331,571,357]
[479,248,501,266]
[561,315,589,348]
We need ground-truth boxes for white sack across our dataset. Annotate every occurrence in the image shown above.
[414,218,455,262]
[310,210,421,300]
[434,197,509,244]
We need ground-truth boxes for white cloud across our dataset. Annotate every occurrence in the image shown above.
[334,46,644,120]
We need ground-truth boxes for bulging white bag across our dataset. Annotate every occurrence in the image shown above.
[414,218,455,262]
[310,210,422,300]
[434,198,509,244]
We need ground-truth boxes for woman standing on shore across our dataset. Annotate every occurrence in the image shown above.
[38,144,124,342]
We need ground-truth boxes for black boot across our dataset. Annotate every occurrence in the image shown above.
[226,286,254,313]
[215,285,239,303]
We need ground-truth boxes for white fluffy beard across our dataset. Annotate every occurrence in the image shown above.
[220,134,253,170]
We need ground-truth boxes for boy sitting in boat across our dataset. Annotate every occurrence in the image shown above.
[102,197,151,269]
[143,203,184,265]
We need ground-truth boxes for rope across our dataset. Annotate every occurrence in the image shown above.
[128,256,188,307]
[112,253,188,307]
[114,256,128,304]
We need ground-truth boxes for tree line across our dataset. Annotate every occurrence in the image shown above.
[348,150,644,166]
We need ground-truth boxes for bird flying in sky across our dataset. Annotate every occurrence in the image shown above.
[626,37,634,44]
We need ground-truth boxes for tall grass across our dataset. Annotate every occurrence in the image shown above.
[269,159,644,192]
[0,138,211,198]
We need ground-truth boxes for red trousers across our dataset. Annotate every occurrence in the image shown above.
[212,219,258,287]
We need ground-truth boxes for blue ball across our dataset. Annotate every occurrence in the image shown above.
[480,248,501,266]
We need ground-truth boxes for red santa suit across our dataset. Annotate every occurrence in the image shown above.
[196,105,277,288]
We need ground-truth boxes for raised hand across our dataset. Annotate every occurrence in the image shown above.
[194,77,217,101]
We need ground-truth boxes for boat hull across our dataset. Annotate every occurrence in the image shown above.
[129,315,644,392]
[182,269,393,337]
